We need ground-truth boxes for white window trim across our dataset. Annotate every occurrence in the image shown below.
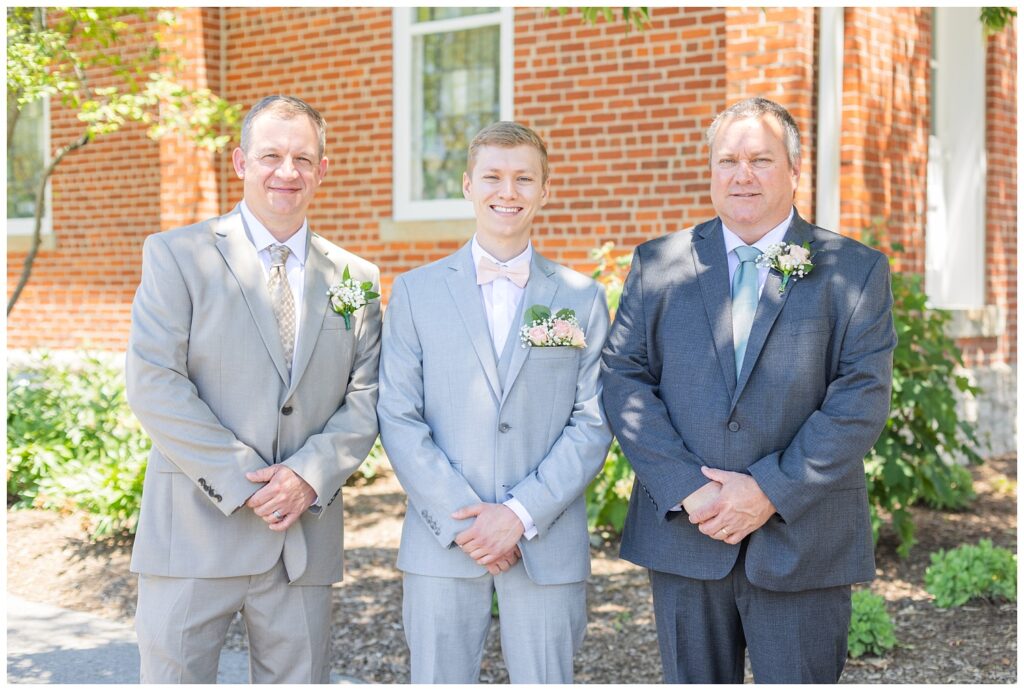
[8,95,53,239]
[392,7,514,222]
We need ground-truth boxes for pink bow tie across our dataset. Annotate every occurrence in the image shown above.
[476,256,529,288]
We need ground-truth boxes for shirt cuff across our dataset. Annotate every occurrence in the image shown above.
[503,497,538,540]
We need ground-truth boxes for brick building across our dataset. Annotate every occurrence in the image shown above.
[6,7,1017,453]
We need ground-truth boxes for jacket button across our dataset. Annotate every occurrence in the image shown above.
[728,421,740,432]
[282,406,293,416]
[499,423,511,433]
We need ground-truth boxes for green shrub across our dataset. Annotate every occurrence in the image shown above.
[924,539,1017,608]
[346,437,390,486]
[847,590,897,658]
[920,463,976,510]
[585,439,633,535]
[7,352,150,537]
[864,225,985,556]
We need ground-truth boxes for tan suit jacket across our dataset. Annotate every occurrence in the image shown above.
[126,205,381,586]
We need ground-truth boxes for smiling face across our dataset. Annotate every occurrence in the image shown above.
[231,112,328,241]
[463,144,550,261]
[709,114,799,243]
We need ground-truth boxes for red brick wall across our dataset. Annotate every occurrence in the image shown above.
[839,7,931,268]
[6,7,1017,374]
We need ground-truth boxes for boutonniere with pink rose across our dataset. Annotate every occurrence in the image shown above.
[326,265,379,330]
[756,241,814,295]
[519,305,586,348]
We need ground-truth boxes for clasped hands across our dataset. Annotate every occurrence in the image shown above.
[683,466,776,545]
[451,503,524,575]
[245,465,316,532]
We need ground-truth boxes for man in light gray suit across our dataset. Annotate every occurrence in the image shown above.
[126,95,381,683]
[601,98,897,683]
[377,122,611,683]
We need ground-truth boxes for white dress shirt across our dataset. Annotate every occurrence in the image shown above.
[469,235,538,540]
[240,200,308,369]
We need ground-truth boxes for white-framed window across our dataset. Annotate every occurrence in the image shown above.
[7,95,52,238]
[925,7,987,309]
[392,7,513,222]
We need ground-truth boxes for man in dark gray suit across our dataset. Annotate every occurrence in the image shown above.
[601,97,896,683]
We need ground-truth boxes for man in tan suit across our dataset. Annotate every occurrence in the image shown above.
[126,95,381,683]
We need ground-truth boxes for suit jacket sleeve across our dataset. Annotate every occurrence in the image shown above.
[506,283,613,537]
[376,275,484,547]
[748,251,896,523]
[600,247,711,518]
[125,233,267,516]
[282,265,382,514]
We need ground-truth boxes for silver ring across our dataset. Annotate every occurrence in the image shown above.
[720,527,730,536]
[272,510,283,520]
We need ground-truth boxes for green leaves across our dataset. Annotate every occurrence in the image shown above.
[7,352,151,539]
[847,590,897,658]
[924,540,1017,608]
[979,7,1016,35]
[551,7,652,32]
[523,304,552,325]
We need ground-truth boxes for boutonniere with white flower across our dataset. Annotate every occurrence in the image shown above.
[326,265,379,330]
[519,305,586,348]
[756,242,814,295]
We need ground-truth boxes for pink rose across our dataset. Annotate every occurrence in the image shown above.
[569,326,586,348]
[528,325,549,346]
[551,319,573,341]
[788,245,810,264]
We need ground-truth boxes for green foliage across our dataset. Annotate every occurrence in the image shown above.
[6,7,242,150]
[589,242,631,314]
[551,7,651,32]
[346,438,390,487]
[847,590,897,658]
[980,7,1016,34]
[863,222,984,557]
[586,439,633,535]
[7,352,150,538]
[924,540,1017,608]
[920,463,976,510]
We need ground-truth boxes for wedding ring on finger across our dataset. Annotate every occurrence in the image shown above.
[719,527,731,536]
[272,510,283,521]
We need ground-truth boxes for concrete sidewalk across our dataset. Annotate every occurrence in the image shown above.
[6,594,361,684]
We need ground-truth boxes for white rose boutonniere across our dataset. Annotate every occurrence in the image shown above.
[519,305,586,348]
[326,265,380,330]
[756,241,814,295]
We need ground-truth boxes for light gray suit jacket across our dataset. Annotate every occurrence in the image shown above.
[377,244,612,585]
[126,206,381,586]
[601,212,896,592]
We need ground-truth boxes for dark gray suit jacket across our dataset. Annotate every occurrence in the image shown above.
[601,211,896,592]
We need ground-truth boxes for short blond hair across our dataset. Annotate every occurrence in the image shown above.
[467,121,549,182]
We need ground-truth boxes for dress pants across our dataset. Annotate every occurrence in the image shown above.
[650,542,852,683]
[136,559,332,683]
[402,560,586,683]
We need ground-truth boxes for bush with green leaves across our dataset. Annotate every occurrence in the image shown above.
[924,539,1017,608]
[7,352,150,537]
[586,439,633,535]
[864,227,984,556]
[847,590,897,658]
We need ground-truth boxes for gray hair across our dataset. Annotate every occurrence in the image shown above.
[240,95,327,160]
[468,121,550,182]
[706,97,801,169]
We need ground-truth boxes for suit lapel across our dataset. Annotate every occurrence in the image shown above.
[446,244,502,400]
[287,232,336,397]
[692,219,738,397]
[731,212,815,406]
[501,252,558,404]
[214,209,290,384]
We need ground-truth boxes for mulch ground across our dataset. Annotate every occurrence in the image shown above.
[6,454,1016,683]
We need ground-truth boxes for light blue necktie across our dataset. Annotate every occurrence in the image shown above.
[731,245,761,377]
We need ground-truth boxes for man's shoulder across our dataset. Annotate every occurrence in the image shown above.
[310,233,380,280]
[536,252,601,293]
[633,219,713,259]
[804,222,888,267]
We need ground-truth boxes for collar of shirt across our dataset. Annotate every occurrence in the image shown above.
[240,200,309,267]
[470,234,532,279]
[722,209,794,294]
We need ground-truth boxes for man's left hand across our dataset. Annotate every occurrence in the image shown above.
[452,503,525,566]
[688,466,776,544]
[246,465,317,532]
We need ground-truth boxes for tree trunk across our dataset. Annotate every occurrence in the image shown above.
[7,132,91,316]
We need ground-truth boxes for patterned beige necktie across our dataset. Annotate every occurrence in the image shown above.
[268,244,295,373]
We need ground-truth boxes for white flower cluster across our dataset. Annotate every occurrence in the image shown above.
[519,315,586,349]
[756,242,814,294]
[327,279,367,313]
